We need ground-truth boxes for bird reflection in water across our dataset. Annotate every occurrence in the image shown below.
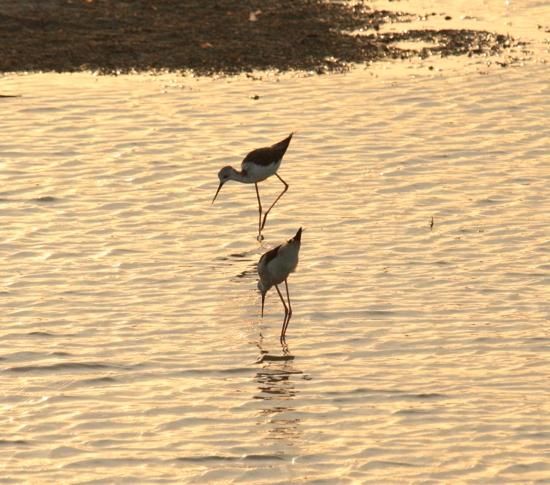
[253,339,304,444]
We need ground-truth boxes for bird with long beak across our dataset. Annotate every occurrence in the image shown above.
[212,133,294,240]
[257,227,303,342]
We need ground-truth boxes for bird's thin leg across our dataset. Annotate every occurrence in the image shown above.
[260,173,289,231]
[275,284,290,341]
[255,183,264,240]
[281,339,290,355]
[281,279,292,339]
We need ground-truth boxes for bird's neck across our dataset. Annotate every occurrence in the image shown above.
[230,168,249,183]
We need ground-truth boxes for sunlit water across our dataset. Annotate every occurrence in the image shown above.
[2,0,550,483]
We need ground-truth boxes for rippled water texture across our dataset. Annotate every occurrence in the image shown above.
[2,2,550,483]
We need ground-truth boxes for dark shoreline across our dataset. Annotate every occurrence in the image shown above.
[0,0,522,76]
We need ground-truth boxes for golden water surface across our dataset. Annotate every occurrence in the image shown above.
[2,0,550,483]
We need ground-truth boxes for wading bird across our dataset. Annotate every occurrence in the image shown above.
[257,227,302,341]
[212,133,294,240]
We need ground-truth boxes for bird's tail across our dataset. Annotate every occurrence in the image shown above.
[271,132,294,155]
[292,227,303,244]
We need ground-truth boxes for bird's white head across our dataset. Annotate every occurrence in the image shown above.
[217,166,234,183]
[212,166,234,204]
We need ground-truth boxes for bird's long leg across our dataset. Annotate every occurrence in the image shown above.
[281,279,292,339]
[260,173,289,232]
[254,184,264,241]
[281,339,290,355]
[255,183,264,240]
[275,284,290,341]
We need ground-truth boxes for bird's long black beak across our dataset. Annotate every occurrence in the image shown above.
[261,292,265,318]
[212,182,224,204]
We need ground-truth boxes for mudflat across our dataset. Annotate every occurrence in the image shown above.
[0,0,518,75]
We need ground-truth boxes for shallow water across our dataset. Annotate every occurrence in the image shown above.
[2,1,550,483]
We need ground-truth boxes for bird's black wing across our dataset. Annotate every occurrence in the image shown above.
[259,244,280,266]
[242,133,293,167]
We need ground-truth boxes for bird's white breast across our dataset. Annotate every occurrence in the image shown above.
[241,158,282,184]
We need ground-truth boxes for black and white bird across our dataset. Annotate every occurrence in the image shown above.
[212,133,294,240]
[257,227,303,341]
